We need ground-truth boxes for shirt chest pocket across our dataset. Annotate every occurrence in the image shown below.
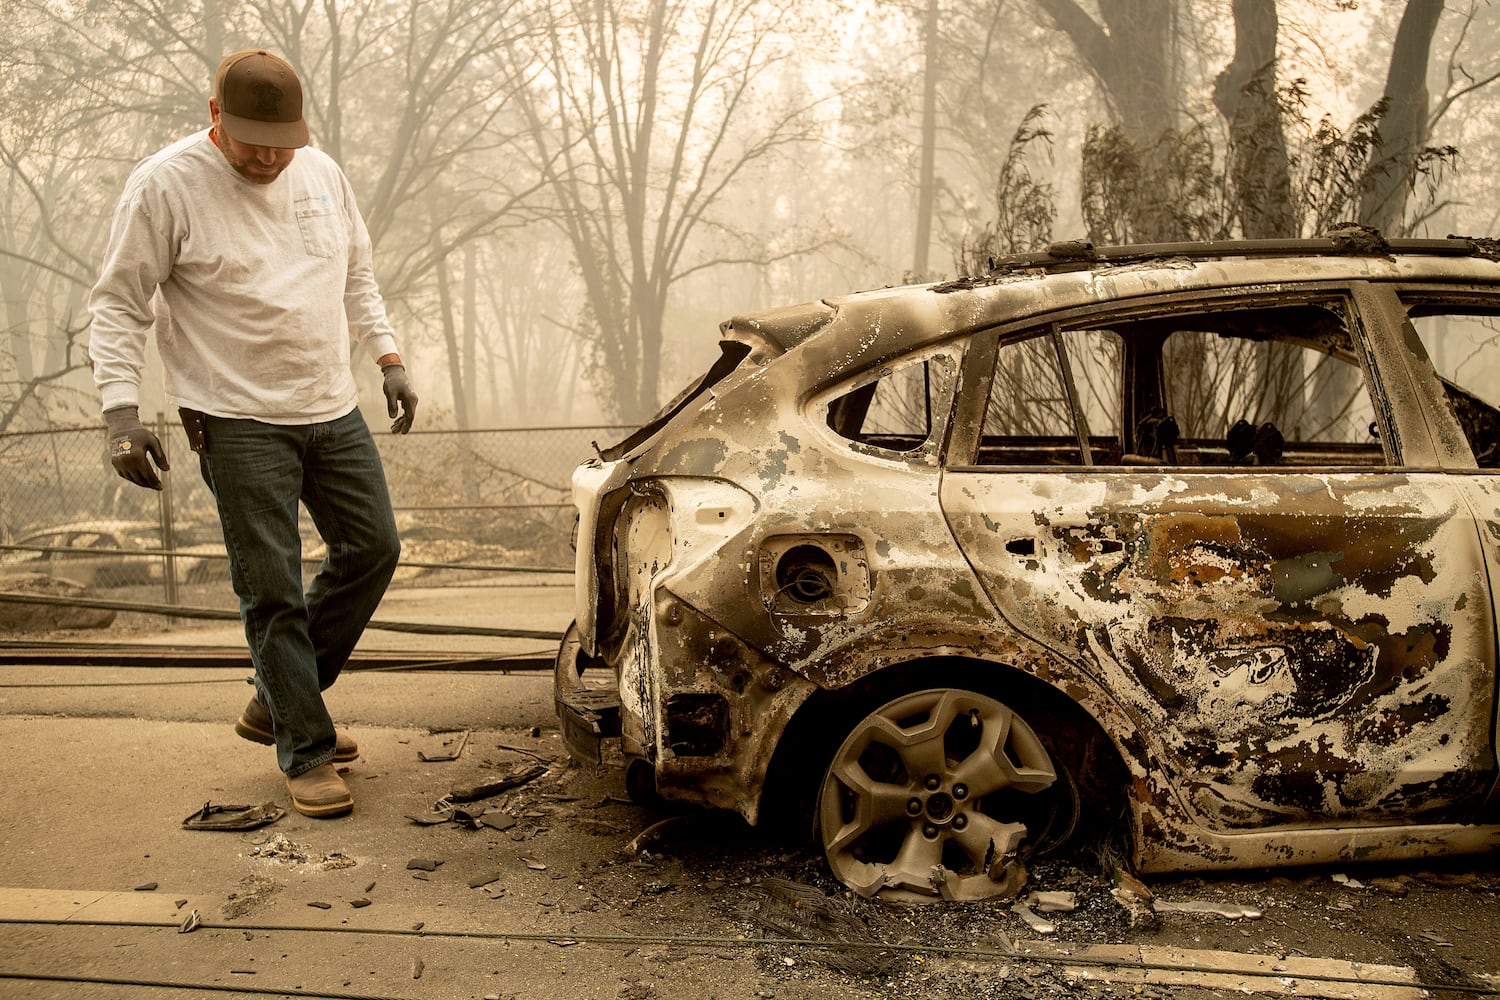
[295,207,344,259]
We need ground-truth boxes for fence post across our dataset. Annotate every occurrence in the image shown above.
[156,410,179,607]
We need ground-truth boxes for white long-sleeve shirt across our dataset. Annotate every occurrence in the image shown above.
[88,129,400,424]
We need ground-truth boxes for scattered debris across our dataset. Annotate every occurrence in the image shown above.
[1011,899,1057,935]
[625,815,694,855]
[449,763,548,802]
[247,834,354,870]
[182,801,284,831]
[1027,890,1077,913]
[738,878,897,975]
[1155,899,1263,920]
[178,908,201,933]
[589,796,635,809]
[1331,873,1366,889]
[406,802,456,825]
[221,874,279,921]
[496,742,553,762]
[1418,930,1453,947]
[407,797,520,831]
[453,805,518,831]
[476,809,518,832]
[407,858,443,871]
[418,729,469,762]
[1110,870,1157,929]
[408,803,453,827]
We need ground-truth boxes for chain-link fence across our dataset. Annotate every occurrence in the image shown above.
[0,416,632,603]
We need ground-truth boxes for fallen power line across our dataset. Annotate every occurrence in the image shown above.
[0,641,557,672]
[0,589,562,670]
[0,590,564,640]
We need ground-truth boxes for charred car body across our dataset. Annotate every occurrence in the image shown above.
[557,233,1500,902]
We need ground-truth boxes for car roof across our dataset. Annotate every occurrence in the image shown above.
[721,233,1500,361]
[607,232,1500,463]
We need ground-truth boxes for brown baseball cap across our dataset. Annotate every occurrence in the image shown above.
[214,49,309,149]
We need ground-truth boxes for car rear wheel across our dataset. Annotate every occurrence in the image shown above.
[817,688,1064,902]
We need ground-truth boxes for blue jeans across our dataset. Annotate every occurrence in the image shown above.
[197,409,400,776]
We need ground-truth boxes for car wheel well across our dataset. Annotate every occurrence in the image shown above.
[759,655,1133,869]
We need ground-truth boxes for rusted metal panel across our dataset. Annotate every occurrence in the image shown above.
[941,469,1496,862]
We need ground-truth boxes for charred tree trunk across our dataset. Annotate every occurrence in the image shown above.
[1039,0,1181,241]
[1359,0,1443,235]
[1212,0,1295,238]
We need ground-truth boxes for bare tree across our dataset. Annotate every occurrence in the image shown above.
[1358,0,1443,235]
[1037,0,1179,143]
[0,0,553,429]
[247,0,548,303]
[477,239,587,425]
[511,0,832,422]
[0,1,194,429]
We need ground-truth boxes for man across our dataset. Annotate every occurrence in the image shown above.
[88,49,417,818]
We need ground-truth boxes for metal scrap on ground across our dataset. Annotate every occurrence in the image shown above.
[181,801,284,831]
[416,729,469,761]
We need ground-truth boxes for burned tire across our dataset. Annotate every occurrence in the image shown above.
[817,688,1068,903]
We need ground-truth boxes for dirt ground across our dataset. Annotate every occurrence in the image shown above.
[2,587,1498,999]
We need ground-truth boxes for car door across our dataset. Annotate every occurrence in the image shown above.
[939,288,1497,835]
[1399,288,1500,820]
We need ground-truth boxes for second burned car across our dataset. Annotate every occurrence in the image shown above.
[557,231,1500,902]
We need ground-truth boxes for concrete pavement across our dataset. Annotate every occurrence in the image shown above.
[3,579,1497,999]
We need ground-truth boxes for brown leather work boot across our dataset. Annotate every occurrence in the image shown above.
[285,762,353,818]
[234,694,359,762]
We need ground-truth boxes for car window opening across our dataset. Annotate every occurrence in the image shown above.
[825,357,935,454]
[974,301,1383,469]
[1403,298,1500,468]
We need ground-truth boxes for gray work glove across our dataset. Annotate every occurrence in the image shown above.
[104,405,169,490]
[382,363,418,434]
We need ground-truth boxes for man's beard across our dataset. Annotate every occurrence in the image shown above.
[217,131,289,185]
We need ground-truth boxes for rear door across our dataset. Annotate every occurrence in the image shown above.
[939,288,1497,834]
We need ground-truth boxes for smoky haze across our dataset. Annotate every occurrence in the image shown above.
[2,0,1497,430]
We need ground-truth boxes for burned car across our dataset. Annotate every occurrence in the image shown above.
[557,232,1500,902]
